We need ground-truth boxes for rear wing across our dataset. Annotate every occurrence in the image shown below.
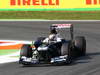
[51,24,74,41]
[52,24,72,29]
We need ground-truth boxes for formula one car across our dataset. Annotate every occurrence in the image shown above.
[19,24,86,66]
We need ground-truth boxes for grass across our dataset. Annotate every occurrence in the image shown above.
[0,49,19,56]
[0,11,100,20]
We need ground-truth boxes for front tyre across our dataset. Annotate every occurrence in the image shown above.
[20,44,33,58]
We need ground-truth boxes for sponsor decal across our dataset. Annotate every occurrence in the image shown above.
[86,0,100,5]
[0,0,100,10]
[10,0,59,6]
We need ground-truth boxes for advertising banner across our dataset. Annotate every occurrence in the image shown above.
[0,0,100,10]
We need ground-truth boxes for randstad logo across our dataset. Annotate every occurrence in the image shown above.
[86,0,100,5]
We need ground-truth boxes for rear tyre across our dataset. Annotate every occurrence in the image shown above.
[20,44,33,58]
[74,36,86,56]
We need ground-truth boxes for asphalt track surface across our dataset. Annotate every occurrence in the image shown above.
[0,21,100,75]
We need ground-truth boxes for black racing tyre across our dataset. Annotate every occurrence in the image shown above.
[20,44,33,58]
[74,36,86,56]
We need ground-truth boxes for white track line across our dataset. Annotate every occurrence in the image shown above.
[0,19,100,22]
[0,40,32,44]
[0,51,20,64]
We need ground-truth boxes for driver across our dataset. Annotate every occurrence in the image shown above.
[43,27,61,44]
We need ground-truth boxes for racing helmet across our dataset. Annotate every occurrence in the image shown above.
[49,34,56,41]
[50,26,57,34]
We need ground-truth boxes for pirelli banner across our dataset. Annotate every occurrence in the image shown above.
[0,0,100,11]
